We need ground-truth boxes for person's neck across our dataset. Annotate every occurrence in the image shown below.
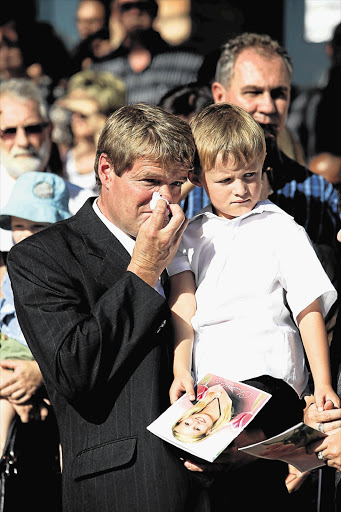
[127,42,151,72]
[202,397,220,422]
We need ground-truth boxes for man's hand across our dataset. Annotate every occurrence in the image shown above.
[12,398,50,423]
[306,429,341,472]
[303,398,341,433]
[0,360,43,403]
[128,200,188,287]
[183,428,266,473]
[285,464,310,493]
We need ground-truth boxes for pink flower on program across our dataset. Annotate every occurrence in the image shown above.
[196,385,209,401]
[231,412,253,430]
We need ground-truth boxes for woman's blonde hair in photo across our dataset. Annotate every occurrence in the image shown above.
[172,389,234,443]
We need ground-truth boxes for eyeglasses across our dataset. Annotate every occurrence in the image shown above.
[0,122,49,140]
[119,1,154,14]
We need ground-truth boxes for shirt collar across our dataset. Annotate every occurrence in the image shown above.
[92,198,135,256]
[189,199,292,225]
[92,198,166,297]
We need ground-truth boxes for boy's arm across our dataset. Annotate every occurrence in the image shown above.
[297,298,340,411]
[168,271,196,404]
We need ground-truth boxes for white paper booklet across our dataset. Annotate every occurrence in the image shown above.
[239,421,327,472]
[147,373,271,463]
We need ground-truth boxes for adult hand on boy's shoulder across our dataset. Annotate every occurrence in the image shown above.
[183,427,266,473]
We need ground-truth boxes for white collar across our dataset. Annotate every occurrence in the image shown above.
[92,197,135,256]
[189,199,292,225]
[93,198,166,296]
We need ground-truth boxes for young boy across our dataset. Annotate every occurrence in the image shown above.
[0,171,71,455]
[168,103,340,414]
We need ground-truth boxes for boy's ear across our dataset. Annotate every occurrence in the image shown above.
[188,171,203,187]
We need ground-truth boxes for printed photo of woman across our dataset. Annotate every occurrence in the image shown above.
[172,384,233,443]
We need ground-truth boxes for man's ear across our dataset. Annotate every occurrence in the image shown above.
[212,81,227,104]
[98,153,113,189]
[188,171,203,187]
[46,121,53,137]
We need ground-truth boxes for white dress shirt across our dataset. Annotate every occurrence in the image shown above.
[167,200,337,397]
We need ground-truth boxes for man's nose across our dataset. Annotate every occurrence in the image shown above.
[14,126,30,147]
[16,230,31,242]
[258,92,276,114]
[158,184,172,203]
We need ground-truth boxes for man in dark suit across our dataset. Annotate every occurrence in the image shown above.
[6,103,208,511]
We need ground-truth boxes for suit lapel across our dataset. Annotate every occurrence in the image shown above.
[73,198,170,295]
[73,199,131,289]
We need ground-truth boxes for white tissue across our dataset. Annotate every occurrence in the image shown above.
[150,192,169,211]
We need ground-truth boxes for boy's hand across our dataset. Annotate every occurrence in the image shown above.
[314,384,340,412]
[304,399,341,433]
[169,371,195,404]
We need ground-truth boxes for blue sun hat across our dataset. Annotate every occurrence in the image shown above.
[0,171,71,230]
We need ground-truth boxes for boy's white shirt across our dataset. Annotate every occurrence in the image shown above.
[167,200,337,397]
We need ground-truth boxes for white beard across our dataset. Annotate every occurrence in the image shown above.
[1,138,51,179]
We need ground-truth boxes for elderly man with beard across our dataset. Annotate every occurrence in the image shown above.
[0,78,92,255]
[0,80,92,479]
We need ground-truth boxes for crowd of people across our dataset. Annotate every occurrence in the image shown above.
[0,1,340,511]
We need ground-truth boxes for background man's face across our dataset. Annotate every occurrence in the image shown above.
[0,95,51,178]
[76,0,106,40]
[117,0,154,34]
[213,49,291,138]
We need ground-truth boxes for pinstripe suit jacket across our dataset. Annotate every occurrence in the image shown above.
[7,198,206,512]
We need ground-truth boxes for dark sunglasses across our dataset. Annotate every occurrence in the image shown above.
[119,1,155,13]
[0,122,49,139]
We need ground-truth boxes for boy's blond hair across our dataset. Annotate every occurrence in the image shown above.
[189,102,266,176]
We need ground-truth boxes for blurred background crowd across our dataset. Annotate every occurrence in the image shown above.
[1,0,340,190]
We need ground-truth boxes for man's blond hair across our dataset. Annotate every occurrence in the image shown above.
[95,103,195,187]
